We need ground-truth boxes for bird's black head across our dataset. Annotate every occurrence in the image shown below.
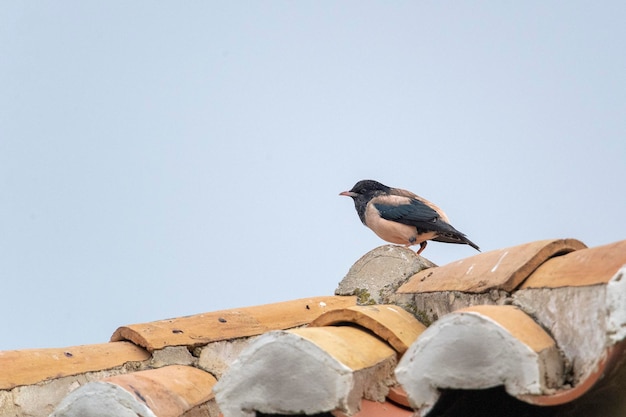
[345,180,391,196]
[340,180,391,224]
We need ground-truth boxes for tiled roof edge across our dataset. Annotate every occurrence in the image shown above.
[110,295,357,351]
[397,238,587,294]
[0,341,150,390]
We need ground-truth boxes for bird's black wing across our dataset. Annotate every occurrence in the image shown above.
[374,196,481,251]
[373,199,439,225]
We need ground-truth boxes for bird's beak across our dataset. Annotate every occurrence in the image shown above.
[339,191,358,197]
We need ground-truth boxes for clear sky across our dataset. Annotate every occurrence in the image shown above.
[1,2,625,350]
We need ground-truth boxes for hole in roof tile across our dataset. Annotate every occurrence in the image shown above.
[172,329,184,334]
[218,317,227,323]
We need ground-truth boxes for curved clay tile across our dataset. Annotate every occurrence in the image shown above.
[110,296,356,351]
[0,342,149,390]
[514,263,626,403]
[397,238,586,294]
[50,365,217,417]
[521,239,626,289]
[214,326,397,417]
[332,398,414,417]
[309,304,427,354]
[395,305,563,415]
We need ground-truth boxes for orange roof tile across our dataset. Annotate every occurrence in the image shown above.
[9,238,626,417]
[521,239,626,288]
[0,341,149,390]
[309,304,426,354]
[456,305,556,353]
[288,326,396,371]
[513,262,626,401]
[397,238,586,293]
[104,365,217,416]
[50,365,218,417]
[396,305,563,413]
[111,296,356,351]
[332,398,413,417]
[519,339,626,407]
[387,385,411,408]
[214,326,397,417]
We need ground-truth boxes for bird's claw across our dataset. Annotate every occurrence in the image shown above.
[416,241,427,255]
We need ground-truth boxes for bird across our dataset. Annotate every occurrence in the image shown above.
[340,179,480,255]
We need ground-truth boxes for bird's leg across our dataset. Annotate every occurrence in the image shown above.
[416,241,428,255]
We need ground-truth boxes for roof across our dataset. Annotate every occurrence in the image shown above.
[1,238,625,417]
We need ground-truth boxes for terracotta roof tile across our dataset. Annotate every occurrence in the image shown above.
[6,238,626,417]
[0,341,149,390]
[396,305,563,414]
[309,305,426,354]
[512,340,626,415]
[288,326,396,371]
[513,264,626,398]
[214,326,397,416]
[332,398,413,417]
[386,384,411,408]
[111,296,356,351]
[521,239,626,288]
[455,305,556,352]
[51,365,217,417]
[104,365,217,416]
[397,238,586,294]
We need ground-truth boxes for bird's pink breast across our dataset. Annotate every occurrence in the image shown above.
[364,203,437,246]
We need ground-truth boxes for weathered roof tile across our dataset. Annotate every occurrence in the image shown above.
[332,398,413,417]
[521,239,626,288]
[336,245,436,305]
[396,305,563,414]
[456,304,556,352]
[513,264,626,401]
[0,341,149,390]
[288,326,397,371]
[111,296,356,351]
[397,238,586,294]
[5,238,626,417]
[309,305,426,354]
[104,365,217,416]
[50,365,217,417]
[214,326,397,417]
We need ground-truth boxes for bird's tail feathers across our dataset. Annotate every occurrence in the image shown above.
[433,233,480,251]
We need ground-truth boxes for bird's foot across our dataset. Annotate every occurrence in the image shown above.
[416,241,428,255]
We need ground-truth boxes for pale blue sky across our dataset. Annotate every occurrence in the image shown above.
[1,2,625,350]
